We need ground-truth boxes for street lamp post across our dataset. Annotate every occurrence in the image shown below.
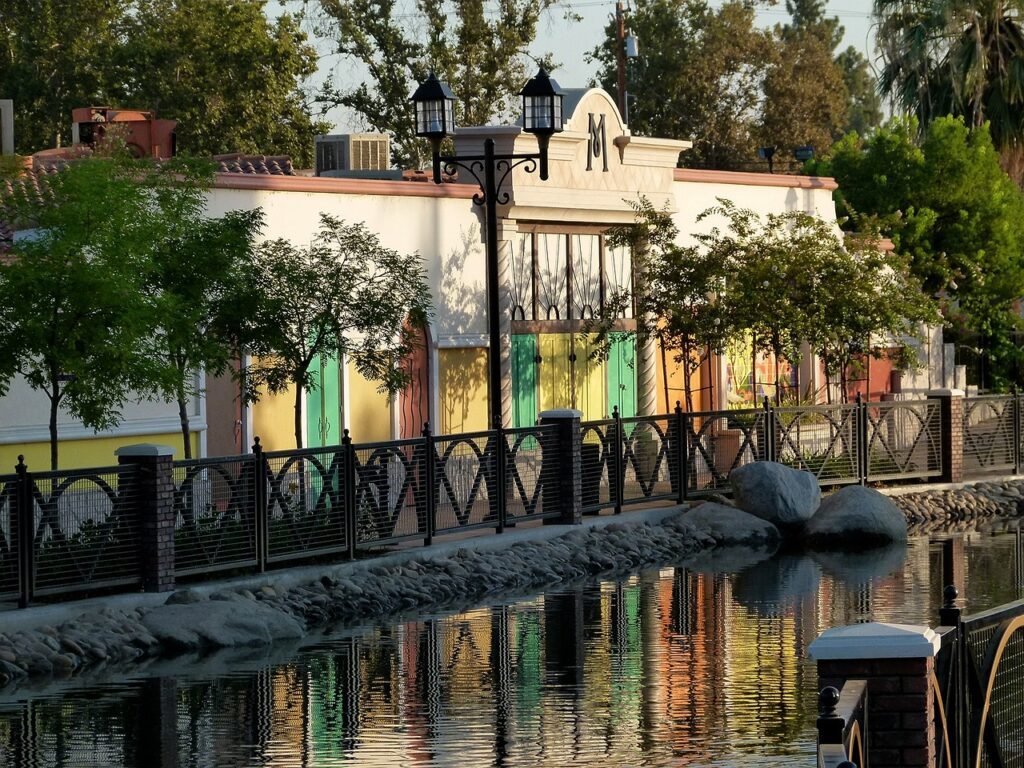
[411,69,563,429]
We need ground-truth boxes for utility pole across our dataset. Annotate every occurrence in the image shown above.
[615,1,627,120]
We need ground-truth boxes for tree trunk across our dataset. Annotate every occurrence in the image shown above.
[294,382,304,449]
[49,387,59,471]
[660,338,669,413]
[177,386,192,460]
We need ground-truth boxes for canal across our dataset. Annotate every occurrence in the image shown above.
[1,523,1022,767]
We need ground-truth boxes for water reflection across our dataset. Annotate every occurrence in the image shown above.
[1,528,1022,767]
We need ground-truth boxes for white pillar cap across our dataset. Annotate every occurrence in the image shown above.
[926,388,965,397]
[538,409,584,419]
[809,622,941,660]
[115,444,176,458]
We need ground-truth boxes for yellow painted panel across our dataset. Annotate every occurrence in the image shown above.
[253,385,297,452]
[574,334,606,420]
[346,360,393,443]
[0,431,198,472]
[438,348,488,435]
[538,334,571,413]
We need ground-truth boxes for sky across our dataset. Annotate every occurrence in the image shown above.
[282,0,878,134]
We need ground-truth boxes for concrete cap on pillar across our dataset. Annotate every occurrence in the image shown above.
[114,444,176,458]
[538,409,584,419]
[809,622,942,660]
[926,389,965,397]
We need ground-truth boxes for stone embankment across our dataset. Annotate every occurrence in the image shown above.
[1,479,1021,688]
[892,479,1024,533]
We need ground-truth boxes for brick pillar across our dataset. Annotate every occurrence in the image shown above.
[810,622,942,768]
[928,388,964,483]
[116,444,176,593]
[539,409,582,525]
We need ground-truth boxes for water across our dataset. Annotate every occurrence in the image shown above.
[1,525,1022,768]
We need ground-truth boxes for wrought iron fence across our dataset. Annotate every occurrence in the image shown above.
[580,418,617,515]
[26,465,142,599]
[353,438,425,548]
[621,415,678,507]
[816,681,868,768]
[0,473,18,603]
[505,425,558,523]
[173,454,259,578]
[864,399,942,481]
[963,395,1018,476]
[683,407,768,496]
[432,431,494,537]
[937,588,1024,768]
[774,403,861,487]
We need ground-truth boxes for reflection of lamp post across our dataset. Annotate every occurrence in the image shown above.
[412,69,564,428]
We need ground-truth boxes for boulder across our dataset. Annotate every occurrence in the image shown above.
[805,485,908,549]
[730,462,821,528]
[141,601,305,653]
[684,502,781,547]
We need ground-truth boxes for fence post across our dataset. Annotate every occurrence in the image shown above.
[422,423,436,546]
[538,409,582,525]
[928,389,965,484]
[762,397,776,463]
[342,430,357,560]
[1014,391,1021,476]
[15,456,33,609]
[252,437,267,572]
[811,623,943,768]
[612,406,624,514]
[674,402,687,503]
[857,392,868,485]
[938,585,965,768]
[495,421,508,533]
[115,444,176,594]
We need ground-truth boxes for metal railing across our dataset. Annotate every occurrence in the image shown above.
[963,395,1018,476]
[817,681,868,768]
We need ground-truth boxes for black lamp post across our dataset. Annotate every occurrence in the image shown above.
[412,68,563,429]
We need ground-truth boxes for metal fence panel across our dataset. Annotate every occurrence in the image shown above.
[963,395,1017,477]
[0,474,18,602]
[353,439,426,548]
[580,420,615,514]
[865,400,942,481]
[263,446,349,564]
[621,415,677,507]
[432,431,496,536]
[773,403,860,486]
[29,466,142,597]
[173,455,259,578]
[684,409,768,496]
[505,425,560,523]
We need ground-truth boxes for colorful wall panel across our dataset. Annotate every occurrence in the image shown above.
[438,348,489,435]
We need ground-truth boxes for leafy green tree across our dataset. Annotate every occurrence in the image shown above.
[305,0,558,170]
[836,46,883,137]
[0,0,122,152]
[0,155,159,469]
[813,116,1024,388]
[109,0,327,166]
[139,159,264,458]
[590,0,775,169]
[874,0,1024,179]
[241,216,432,448]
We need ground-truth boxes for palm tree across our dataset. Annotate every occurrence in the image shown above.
[874,0,1024,179]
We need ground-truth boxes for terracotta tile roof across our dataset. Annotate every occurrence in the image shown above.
[214,153,295,175]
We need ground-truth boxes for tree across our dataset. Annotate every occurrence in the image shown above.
[0,0,122,152]
[109,0,327,166]
[590,0,775,170]
[140,160,264,459]
[305,0,559,170]
[0,155,159,469]
[836,46,884,137]
[874,0,1024,179]
[242,216,431,449]
[813,116,1024,387]
[758,0,848,157]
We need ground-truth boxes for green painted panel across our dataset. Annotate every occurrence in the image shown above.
[538,334,572,413]
[608,332,637,418]
[306,354,342,448]
[511,335,538,428]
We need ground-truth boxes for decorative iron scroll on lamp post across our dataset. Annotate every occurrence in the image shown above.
[411,69,564,429]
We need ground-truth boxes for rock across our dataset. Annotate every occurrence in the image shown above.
[730,462,821,528]
[812,543,908,584]
[142,600,305,653]
[165,589,205,605]
[683,503,781,547]
[805,485,908,549]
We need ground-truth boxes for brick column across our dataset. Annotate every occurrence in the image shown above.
[810,623,942,768]
[539,409,582,525]
[928,388,964,483]
[116,444,176,593]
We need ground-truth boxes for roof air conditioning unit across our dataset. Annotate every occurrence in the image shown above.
[315,133,392,176]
